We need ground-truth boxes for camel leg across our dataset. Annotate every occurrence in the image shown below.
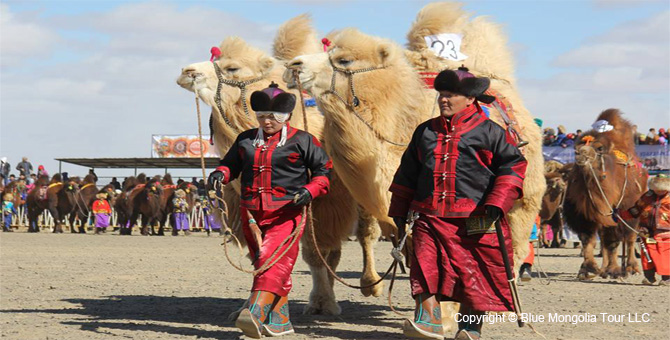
[48,205,63,234]
[301,230,342,315]
[357,209,383,297]
[600,226,622,279]
[624,229,641,276]
[140,216,149,236]
[326,248,342,289]
[577,225,600,280]
[27,207,40,233]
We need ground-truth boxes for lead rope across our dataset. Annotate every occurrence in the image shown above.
[194,88,305,276]
[291,69,398,290]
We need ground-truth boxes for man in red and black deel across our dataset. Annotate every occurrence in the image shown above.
[389,67,527,340]
[208,83,331,339]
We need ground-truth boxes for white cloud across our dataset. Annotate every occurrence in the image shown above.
[593,0,665,9]
[0,2,277,175]
[554,11,669,72]
[522,10,670,133]
[0,4,62,68]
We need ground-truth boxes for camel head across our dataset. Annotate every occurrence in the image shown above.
[574,132,616,178]
[143,180,163,199]
[177,61,219,106]
[287,29,424,123]
[283,52,330,97]
[545,173,566,201]
[574,108,636,177]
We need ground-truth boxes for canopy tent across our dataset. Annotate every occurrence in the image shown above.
[55,157,219,175]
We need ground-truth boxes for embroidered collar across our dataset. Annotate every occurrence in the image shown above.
[440,104,480,131]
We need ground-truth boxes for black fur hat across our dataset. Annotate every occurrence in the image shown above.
[250,82,296,113]
[434,66,495,104]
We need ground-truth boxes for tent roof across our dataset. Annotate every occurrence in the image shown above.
[55,157,219,169]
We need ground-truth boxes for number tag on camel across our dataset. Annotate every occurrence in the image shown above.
[424,33,468,61]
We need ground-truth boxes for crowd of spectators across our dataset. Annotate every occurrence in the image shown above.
[1,157,207,195]
[634,126,669,145]
[542,125,581,148]
[541,125,669,147]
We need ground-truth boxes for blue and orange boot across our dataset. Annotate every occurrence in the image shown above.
[403,293,444,339]
[262,295,295,337]
[235,290,275,338]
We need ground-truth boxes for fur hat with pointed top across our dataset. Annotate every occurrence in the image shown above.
[649,173,670,192]
[250,82,296,113]
[433,66,495,104]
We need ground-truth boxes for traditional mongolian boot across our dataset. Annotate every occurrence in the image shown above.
[403,293,443,339]
[641,269,656,285]
[454,305,484,340]
[659,276,670,286]
[172,228,179,236]
[519,263,532,282]
[262,295,294,337]
[95,227,101,235]
[236,290,275,339]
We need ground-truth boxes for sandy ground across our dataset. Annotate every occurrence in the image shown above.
[1,230,668,340]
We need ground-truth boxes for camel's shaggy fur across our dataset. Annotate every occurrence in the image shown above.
[565,109,648,279]
[176,15,369,315]
[285,2,544,263]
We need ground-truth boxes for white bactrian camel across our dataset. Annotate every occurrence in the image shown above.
[175,14,385,316]
[283,2,544,263]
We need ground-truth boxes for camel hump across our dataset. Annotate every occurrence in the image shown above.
[273,13,321,60]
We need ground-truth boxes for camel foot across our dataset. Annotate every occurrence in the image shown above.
[360,273,384,297]
[578,261,600,280]
[578,272,597,281]
[303,293,341,315]
[601,265,623,279]
[625,261,641,277]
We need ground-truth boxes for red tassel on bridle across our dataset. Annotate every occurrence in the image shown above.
[321,38,332,52]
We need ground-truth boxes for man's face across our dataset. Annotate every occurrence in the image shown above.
[438,91,474,118]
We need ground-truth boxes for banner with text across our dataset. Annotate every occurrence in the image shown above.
[151,135,219,158]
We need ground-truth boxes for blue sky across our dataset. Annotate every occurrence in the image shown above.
[1,0,668,178]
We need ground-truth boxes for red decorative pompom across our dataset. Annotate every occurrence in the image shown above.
[321,38,332,52]
[210,46,221,62]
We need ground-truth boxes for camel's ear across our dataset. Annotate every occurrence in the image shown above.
[258,56,275,75]
[376,42,395,65]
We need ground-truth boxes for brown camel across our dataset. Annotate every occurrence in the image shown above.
[564,109,648,280]
[115,174,147,235]
[539,171,568,248]
[26,174,79,233]
[67,174,101,233]
[131,175,164,236]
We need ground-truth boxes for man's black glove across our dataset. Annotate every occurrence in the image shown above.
[393,216,407,241]
[485,205,503,222]
[207,170,224,189]
[290,188,312,207]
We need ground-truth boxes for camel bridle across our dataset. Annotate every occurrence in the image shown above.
[212,61,265,133]
[321,54,408,147]
[576,146,635,217]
